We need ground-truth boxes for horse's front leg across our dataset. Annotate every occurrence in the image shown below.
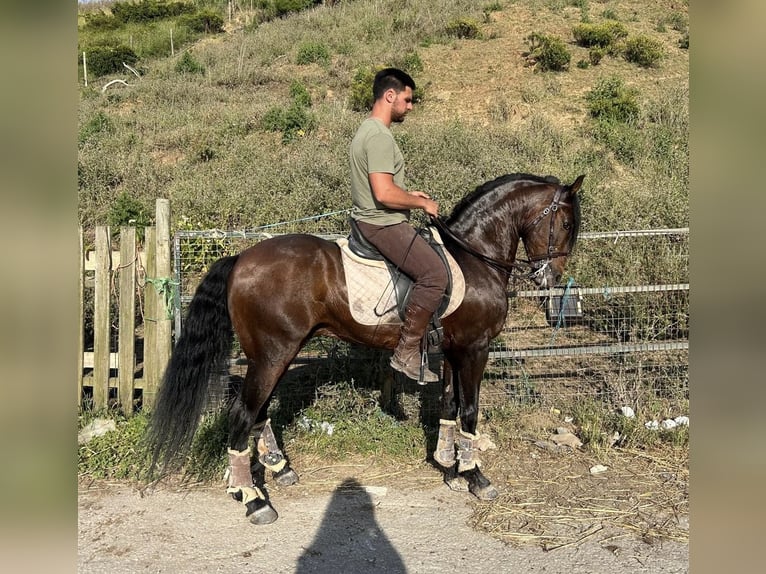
[433,359,468,491]
[440,348,499,501]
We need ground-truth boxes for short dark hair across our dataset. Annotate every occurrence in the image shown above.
[372,68,416,101]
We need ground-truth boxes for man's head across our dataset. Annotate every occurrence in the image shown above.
[372,68,416,123]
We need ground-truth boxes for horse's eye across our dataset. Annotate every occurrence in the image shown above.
[563,220,571,230]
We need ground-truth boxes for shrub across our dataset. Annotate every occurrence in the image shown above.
[175,51,205,75]
[398,51,424,74]
[79,111,114,145]
[84,11,121,31]
[572,20,628,48]
[180,10,225,34]
[83,44,139,78]
[108,192,150,231]
[111,0,194,24]
[526,32,571,72]
[261,104,317,142]
[289,80,312,108]
[272,0,319,17]
[586,75,640,123]
[348,67,377,112]
[296,41,330,65]
[589,47,604,65]
[624,34,664,67]
[445,17,482,39]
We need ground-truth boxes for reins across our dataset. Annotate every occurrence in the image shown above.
[430,186,571,278]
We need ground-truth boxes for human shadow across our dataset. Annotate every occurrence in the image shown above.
[295,477,407,574]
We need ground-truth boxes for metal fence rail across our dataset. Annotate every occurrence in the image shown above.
[172,224,689,415]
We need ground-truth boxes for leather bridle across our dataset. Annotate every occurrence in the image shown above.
[431,187,571,279]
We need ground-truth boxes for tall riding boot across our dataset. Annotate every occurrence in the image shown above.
[390,303,440,383]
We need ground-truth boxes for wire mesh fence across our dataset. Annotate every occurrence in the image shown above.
[172,216,688,422]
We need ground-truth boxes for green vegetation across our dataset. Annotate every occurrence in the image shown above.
[585,75,639,123]
[445,17,482,39]
[624,34,664,68]
[525,32,571,72]
[572,20,628,49]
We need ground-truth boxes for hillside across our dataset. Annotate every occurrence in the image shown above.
[77,0,688,235]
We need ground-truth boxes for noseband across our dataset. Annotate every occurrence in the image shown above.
[431,187,571,279]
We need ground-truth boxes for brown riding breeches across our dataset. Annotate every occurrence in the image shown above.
[355,221,449,313]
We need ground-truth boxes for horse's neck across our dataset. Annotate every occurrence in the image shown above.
[450,204,523,266]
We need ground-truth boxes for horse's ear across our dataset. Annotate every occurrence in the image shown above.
[568,174,585,195]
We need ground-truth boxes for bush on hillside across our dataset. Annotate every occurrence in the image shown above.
[175,51,205,74]
[348,67,377,112]
[296,41,331,66]
[83,44,139,78]
[271,0,321,17]
[586,75,640,123]
[179,10,225,34]
[112,0,195,24]
[445,17,482,39]
[526,32,571,72]
[84,10,122,31]
[624,34,664,67]
[572,20,628,48]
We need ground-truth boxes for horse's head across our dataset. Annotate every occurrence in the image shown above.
[521,175,584,288]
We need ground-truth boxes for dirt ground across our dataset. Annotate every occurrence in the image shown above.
[78,443,688,574]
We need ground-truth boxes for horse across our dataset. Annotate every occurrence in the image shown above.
[147,172,584,525]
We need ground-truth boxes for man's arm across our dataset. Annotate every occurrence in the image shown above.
[369,172,439,217]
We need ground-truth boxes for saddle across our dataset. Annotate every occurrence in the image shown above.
[341,220,466,351]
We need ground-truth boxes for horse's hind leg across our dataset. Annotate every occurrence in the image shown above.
[226,358,295,525]
[252,408,299,487]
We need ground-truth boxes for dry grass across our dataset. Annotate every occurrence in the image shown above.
[473,440,688,548]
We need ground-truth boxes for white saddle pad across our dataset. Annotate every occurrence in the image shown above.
[337,228,465,326]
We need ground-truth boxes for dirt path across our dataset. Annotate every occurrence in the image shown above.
[78,479,687,574]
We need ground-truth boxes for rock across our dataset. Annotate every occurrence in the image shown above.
[590,464,608,475]
[619,406,635,418]
[549,429,583,449]
[78,418,117,444]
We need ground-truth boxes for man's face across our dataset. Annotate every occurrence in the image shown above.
[391,87,414,123]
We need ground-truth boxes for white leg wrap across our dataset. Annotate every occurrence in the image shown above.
[224,448,267,505]
[254,419,286,473]
[225,447,254,488]
[456,429,481,472]
[433,419,457,468]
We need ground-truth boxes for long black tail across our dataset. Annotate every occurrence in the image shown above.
[146,254,239,475]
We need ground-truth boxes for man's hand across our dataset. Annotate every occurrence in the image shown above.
[409,191,439,217]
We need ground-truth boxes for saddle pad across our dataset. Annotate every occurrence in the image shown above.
[337,233,466,326]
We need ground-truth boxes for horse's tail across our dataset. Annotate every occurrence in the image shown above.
[146,254,239,476]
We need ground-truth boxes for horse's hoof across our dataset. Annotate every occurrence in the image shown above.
[445,475,469,492]
[470,483,499,501]
[245,499,279,525]
[273,467,299,487]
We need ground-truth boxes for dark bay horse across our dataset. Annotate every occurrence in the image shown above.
[147,173,584,524]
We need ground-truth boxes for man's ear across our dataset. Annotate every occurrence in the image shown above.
[385,89,396,104]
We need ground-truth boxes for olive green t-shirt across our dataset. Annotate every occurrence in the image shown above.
[349,117,409,226]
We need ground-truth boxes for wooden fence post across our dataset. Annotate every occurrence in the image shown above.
[118,227,137,415]
[78,227,84,405]
[155,199,173,404]
[143,226,157,409]
[93,226,111,410]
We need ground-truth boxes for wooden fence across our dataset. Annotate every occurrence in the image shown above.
[78,199,173,413]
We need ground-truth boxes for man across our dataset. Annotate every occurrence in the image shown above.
[349,68,448,383]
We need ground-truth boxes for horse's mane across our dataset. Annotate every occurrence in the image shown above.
[446,173,561,223]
